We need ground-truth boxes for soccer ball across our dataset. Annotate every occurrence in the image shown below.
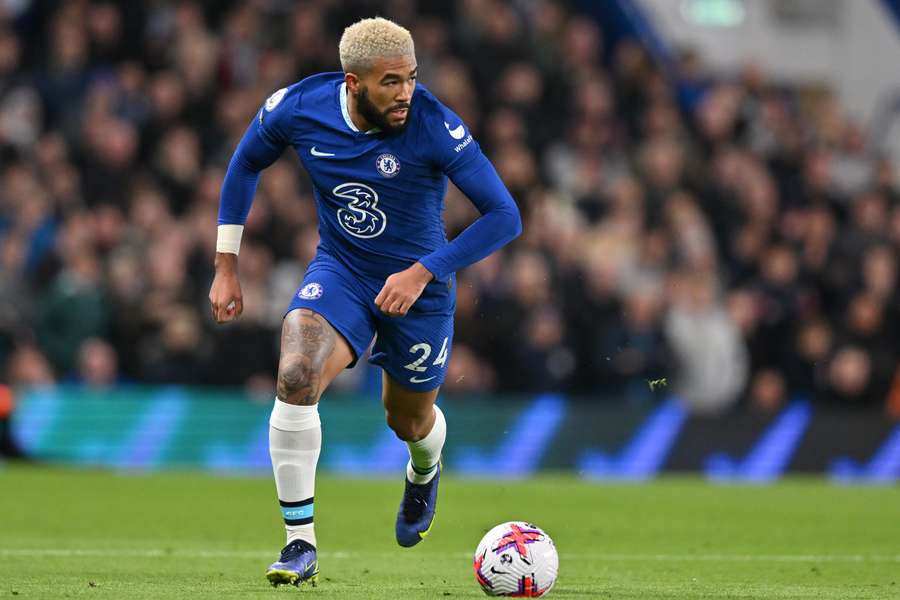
[472,521,559,597]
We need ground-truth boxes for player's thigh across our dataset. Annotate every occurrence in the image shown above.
[370,310,453,393]
[278,308,354,402]
[285,258,377,366]
[278,259,377,404]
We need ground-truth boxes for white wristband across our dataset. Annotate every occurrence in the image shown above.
[216,224,244,255]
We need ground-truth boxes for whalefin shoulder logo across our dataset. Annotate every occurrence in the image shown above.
[444,121,466,139]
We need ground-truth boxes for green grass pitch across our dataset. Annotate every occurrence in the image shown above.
[1,466,899,599]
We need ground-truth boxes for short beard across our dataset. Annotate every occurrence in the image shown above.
[357,87,409,135]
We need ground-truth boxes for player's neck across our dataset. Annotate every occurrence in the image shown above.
[346,92,376,132]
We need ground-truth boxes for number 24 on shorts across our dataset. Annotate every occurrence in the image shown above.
[403,337,449,376]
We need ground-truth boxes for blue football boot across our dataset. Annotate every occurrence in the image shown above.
[395,461,441,547]
[265,539,319,587]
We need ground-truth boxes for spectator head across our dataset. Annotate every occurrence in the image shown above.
[851,190,888,237]
[7,344,55,385]
[861,244,897,300]
[582,252,619,299]
[802,148,833,193]
[741,171,778,224]
[84,116,139,170]
[149,71,187,123]
[156,126,201,185]
[509,250,551,307]
[669,270,717,312]
[76,338,119,387]
[696,83,742,143]
[107,249,144,304]
[622,286,664,330]
[533,0,568,40]
[576,73,614,120]
[760,244,798,289]
[175,27,219,94]
[0,86,42,149]
[493,143,537,194]
[845,293,884,339]
[562,17,602,73]
[498,62,544,110]
[796,319,833,364]
[0,27,21,75]
[485,107,526,148]
[640,136,684,191]
[51,16,88,70]
[612,38,649,83]
[162,306,203,353]
[642,99,680,138]
[483,1,522,46]
[828,345,872,400]
[130,183,174,240]
[87,2,123,52]
[726,289,760,335]
[430,58,476,121]
[749,368,787,413]
[0,233,26,274]
[526,304,565,350]
[805,205,836,245]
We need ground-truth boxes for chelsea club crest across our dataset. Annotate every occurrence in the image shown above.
[375,153,400,178]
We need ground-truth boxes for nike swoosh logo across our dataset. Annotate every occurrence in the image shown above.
[310,146,335,157]
[409,375,436,384]
[444,121,465,140]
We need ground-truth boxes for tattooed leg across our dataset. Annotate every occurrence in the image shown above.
[276,309,353,406]
[268,309,351,557]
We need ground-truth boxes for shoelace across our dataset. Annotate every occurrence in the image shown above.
[402,484,429,521]
[280,539,315,562]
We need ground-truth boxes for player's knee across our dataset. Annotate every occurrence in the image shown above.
[386,411,429,442]
[277,353,322,405]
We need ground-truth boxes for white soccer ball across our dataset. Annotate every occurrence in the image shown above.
[473,521,559,597]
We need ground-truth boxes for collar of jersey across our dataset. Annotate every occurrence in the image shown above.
[340,82,380,135]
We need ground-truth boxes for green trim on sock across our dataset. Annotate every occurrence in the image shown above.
[410,462,437,476]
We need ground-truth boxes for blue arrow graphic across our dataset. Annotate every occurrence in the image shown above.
[579,399,687,481]
[705,401,812,483]
[455,394,566,478]
[829,423,900,484]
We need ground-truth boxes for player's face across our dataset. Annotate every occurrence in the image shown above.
[349,54,417,134]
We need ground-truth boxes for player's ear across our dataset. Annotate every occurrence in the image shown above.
[345,72,360,95]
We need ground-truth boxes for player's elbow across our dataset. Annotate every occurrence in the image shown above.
[504,202,523,242]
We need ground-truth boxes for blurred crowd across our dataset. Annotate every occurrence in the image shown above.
[1,0,898,414]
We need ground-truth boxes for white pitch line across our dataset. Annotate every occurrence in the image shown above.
[583,554,900,563]
[1,549,899,563]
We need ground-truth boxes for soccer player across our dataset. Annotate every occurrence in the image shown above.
[208,17,521,587]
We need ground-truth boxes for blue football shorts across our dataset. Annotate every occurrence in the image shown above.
[285,251,455,392]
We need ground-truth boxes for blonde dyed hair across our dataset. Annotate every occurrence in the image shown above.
[339,17,415,74]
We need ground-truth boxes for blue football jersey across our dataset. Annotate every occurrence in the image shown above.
[254,72,485,283]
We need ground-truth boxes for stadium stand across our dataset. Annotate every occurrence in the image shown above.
[0,1,897,415]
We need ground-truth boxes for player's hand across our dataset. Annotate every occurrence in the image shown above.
[209,253,244,323]
[374,262,434,317]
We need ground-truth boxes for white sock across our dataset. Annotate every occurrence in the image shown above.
[269,398,321,548]
[406,404,446,485]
